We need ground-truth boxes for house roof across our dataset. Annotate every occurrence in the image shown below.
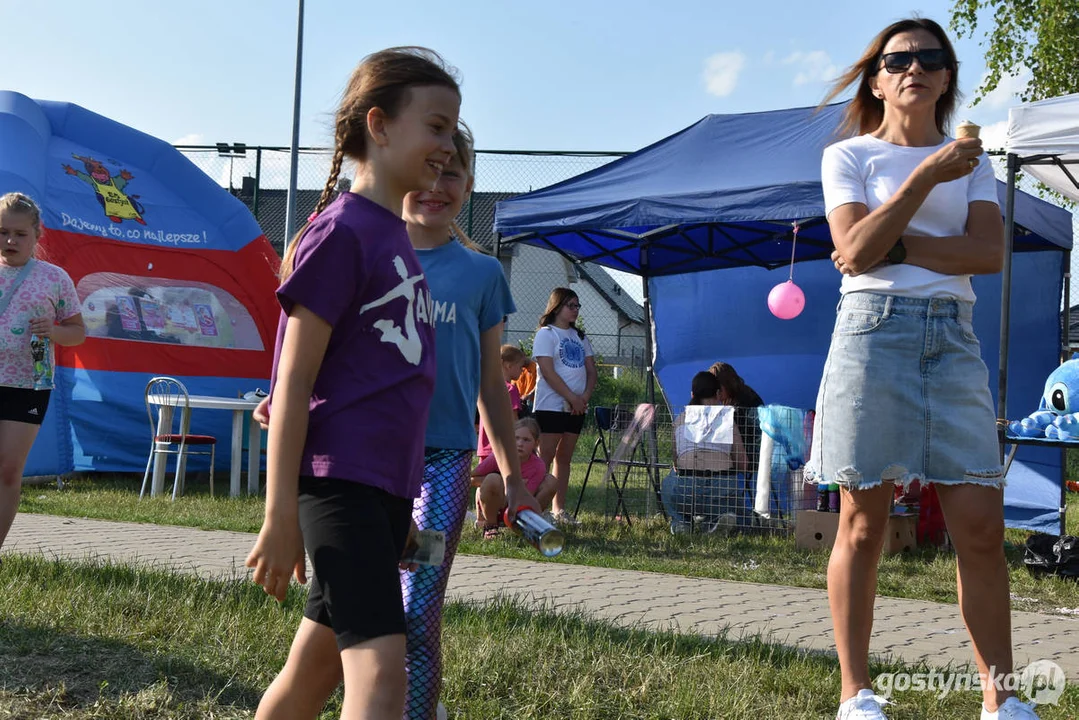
[234,187,645,324]
[460,191,644,324]
[575,262,645,324]
[457,191,516,251]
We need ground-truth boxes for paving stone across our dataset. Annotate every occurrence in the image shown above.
[6,513,1078,680]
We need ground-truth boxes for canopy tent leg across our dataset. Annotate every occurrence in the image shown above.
[641,253,666,518]
[998,153,1018,465]
[1063,251,1071,534]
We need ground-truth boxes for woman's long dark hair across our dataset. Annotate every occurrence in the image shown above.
[690,372,720,405]
[709,362,746,403]
[537,287,585,338]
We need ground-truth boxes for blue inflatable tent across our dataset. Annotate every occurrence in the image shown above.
[495,102,1074,534]
[0,91,280,477]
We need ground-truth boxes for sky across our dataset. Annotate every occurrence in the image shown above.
[3,0,1027,153]
[2,0,1042,302]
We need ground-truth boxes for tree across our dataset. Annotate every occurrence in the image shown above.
[950,0,1079,105]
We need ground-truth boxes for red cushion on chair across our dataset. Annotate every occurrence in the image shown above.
[154,434,216,445]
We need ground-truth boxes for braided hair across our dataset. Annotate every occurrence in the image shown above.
[279,47,460,280]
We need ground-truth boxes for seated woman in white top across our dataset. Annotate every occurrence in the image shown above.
[662,372,749,533]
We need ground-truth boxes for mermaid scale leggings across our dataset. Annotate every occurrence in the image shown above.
[401,448,473,719]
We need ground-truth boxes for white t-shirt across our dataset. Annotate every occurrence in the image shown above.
[532,325,594,412]
[821,134,999,302]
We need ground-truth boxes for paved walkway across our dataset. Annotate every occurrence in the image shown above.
[6,513,1079,679]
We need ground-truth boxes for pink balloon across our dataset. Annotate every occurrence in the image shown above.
[768,280,805,320]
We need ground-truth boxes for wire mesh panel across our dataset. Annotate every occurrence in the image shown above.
[599,403,817,534]
[175,145,649,370]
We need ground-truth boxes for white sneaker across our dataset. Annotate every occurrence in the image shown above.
[981,697,1040,719]
[836,689,889,720]
[436,702,448,720]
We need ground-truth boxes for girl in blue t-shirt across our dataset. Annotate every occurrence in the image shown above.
[245,48,461,720]
[400,122,540,719]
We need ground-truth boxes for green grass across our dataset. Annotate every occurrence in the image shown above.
[19,465,1079,613]
[1,554,1076,719]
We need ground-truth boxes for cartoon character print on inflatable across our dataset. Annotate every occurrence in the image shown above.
[1007,357,1079,441]
[63,154,147,225]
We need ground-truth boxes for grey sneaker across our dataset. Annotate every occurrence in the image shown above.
[705,512,738,535]
[552,511,581,526]
[436,702,448,720]
[981,697,1040,719]
[836,689,889,720]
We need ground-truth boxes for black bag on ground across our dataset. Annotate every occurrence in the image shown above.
[1024,533,1079,580]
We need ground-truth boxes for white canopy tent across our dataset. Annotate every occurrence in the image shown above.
[1005,92,1079,202]
[999,92,1079,534]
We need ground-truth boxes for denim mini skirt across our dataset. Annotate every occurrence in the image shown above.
[805,292,1004,490]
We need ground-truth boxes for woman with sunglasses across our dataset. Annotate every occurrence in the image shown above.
[810,18,1035,720]
[532,287,596,523]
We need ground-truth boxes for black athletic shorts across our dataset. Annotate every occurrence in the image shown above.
[533,409,586,435]
[298,476,413,651]
[0,386,51,426]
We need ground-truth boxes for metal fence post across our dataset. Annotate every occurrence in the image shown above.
[253,147,262,220]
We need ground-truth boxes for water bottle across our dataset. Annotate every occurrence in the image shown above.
[502,506,564,557]
[30,332,53,391]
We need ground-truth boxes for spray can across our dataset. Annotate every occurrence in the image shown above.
[30,331,53,391]
[816,483,830,512]
[828,483,841,513]
[502,506,565,557]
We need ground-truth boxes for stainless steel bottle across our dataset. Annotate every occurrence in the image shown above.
[503,507,564,558]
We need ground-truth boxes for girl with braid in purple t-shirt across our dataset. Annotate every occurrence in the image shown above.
[401,123,540,720]
[244,47,461,720]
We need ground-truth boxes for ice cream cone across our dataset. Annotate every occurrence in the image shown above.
[955,121,981,140]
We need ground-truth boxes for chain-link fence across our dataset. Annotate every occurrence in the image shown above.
[176,145,648,371]
[580,403,813,535]
[175,145,1079,374]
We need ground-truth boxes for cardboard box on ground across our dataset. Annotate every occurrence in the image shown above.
[795,510,917,554]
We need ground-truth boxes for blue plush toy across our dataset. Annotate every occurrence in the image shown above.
[1008,357,1079,440]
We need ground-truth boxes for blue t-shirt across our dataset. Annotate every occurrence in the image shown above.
[416,240,515,449]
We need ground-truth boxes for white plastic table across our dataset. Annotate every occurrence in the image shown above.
[147,394,262,498]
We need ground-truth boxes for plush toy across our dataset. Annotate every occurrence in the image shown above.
[1008,357,1079,440]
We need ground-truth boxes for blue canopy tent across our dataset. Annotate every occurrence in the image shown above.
[495,102,1074,534]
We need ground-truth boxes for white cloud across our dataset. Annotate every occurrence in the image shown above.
[173,132,206,146]
[781,50,838,86]
[975,68,1032,110]
[978,120,1009,153]
[702,52,746,97]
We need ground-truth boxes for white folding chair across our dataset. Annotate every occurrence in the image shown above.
[140,376,216,499]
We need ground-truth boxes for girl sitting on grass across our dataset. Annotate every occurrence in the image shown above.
[472,417,557,538]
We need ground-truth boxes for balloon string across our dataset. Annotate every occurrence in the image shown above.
[788,222,799,281]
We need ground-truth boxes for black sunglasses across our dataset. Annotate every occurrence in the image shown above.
[877,48,948,74]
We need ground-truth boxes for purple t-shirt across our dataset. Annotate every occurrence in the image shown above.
[269,193,436,499]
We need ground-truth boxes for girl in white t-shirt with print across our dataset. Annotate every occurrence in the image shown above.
[0,193,85,554]
[531,287,596,523]
[807,17,1035,720]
